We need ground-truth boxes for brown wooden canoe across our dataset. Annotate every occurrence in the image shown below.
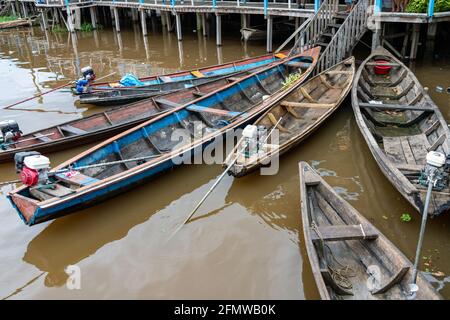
[351,46,450,216]
[225,57,355,177]
[299,161,442,300]
[0,19,31,29]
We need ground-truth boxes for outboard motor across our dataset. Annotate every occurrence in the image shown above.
[14,152,52,188]
[81,66,96,81]
[241,125,259,158]
[0,120,22,149]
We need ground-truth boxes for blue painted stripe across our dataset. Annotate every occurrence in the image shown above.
[97,57,278,88]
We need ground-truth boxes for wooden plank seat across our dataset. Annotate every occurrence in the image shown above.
[310,224,379,242]
[33,133,52,142]
[59,125,88,136]
[30,184,75,200]
[359,102,434,112]
[366,62,401,67]
[186,105,242,117]
[55,171,100,187]
[383,134,430,166]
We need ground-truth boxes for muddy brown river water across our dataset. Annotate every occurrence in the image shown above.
[0,24,449,299]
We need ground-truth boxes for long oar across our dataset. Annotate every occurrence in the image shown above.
[170,116,284,239]
[4,72,116,110]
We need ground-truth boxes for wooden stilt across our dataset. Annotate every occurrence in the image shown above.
[90,7,97,29]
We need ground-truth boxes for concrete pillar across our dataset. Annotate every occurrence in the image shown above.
[11,3,17,17]
[295,17,300,42]
[132,8,139,23]
[90,7,97,29]
[427,23,437,40]
[410,24,420,59]
[175,13,182,41]
[201,13,206,37]
[67,9,75,33]
[166,12,172,32]
[196,13,201,31]
[113,8,120,32]
[216,14,222,46]
[241,13,248,29]
[140,9,148,36]
[74,8,81,30]
[41,10,48,30]
[266,15,273,52]
[372,28,381,52]
[161,11,167,27]
[53,8,60,24]
[21,3,28,18]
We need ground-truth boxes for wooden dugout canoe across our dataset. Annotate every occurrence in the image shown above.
[225,57,355,177]
[351,46,450,216]
[8,47,321,226]
[299,161,442,300]
[76,52,289,106]
[0,63,279,164]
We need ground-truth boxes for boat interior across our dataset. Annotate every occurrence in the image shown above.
[234,58,354,165]
[302,164,427,300]
[21,55,315,201]
[356,54,450,189]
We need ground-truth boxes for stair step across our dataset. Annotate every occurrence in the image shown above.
[328,23,342,28]
[322,32,334,37]
[316,42,329,47]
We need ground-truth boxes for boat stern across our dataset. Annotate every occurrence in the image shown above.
[7,190,40,226]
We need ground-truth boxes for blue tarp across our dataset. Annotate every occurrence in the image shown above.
[119,74,145,87]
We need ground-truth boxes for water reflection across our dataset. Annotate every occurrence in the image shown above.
[23,164,220,287]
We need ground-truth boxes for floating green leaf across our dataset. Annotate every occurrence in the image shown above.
[401,213,412,222]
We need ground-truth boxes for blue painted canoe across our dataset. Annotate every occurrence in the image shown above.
[9,47,321,226]
[76,52,290,106]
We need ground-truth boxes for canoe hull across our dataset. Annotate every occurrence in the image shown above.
[299,162,442,300]
[9,47,321,225]
[351,46,450,216]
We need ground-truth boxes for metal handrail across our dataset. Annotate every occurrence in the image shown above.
[314,0,369,74]
[288,0,339,56]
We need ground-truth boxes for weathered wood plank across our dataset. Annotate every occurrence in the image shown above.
[359,102,434,112]
[310,224,379,242]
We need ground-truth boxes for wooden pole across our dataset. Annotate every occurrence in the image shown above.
[410,24,420,60]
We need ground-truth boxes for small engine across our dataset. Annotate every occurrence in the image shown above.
[14,152,52,187]
[81,66,96,81]
[0,120,22,147]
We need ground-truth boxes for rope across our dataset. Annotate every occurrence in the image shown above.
[311,221,356,291]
